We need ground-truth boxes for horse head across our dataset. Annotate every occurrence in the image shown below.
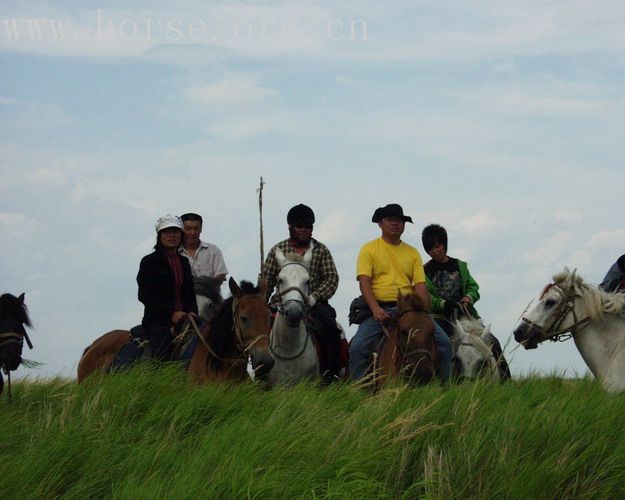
[274,248,311,327]
[514,267,592,349]
[452,319,498,381]
[228,278,274,379]
[0,293,32,373]
[394,292,436,384]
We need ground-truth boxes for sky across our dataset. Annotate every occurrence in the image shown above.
[1,1,624,381]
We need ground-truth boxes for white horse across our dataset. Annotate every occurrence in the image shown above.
[451,317,500,381]
[266,248,319,386]
[514,267,625,392]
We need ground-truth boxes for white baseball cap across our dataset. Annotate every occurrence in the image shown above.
[155,214,183,233]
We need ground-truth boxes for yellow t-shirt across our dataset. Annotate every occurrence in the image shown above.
[356,238,425,302]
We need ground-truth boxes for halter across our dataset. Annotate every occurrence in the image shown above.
[177,295,270,364]
[275,261,310,315]
[0,325,33,403]
[382,314,434,367]
[520,283,592,343]
[232,296,270,354]
[270,260,315,360]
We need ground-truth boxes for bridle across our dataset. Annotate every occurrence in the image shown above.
[176,295,270,363]
[382,310,434,368]
[274,261,310,315]
[0,321,33,402]
[520,283,592,343]
[231,296,270,354]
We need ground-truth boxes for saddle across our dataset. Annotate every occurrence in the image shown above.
[109,321,200,372]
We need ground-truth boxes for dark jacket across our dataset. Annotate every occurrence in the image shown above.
[424,258,480,317]
[137,250,198,328]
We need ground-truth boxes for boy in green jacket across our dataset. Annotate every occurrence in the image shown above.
[421,224,510,380]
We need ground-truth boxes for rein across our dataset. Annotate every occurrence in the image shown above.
[520,284,592,342]
[380,320,433,367]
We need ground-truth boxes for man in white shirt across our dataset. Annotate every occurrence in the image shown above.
[179,213,228,320]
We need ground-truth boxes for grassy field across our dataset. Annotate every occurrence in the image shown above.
[2,367,625,499]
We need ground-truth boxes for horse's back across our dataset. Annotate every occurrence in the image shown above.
[77,329,131,383]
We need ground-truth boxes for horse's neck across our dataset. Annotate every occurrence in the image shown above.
[272,314,308,353]
[573,314,625,390]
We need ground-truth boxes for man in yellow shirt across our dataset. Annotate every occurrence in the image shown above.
[349,204,451,382]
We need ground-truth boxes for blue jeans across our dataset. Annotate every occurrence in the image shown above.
[349,308,451,383]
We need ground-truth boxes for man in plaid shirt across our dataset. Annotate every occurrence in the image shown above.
[263,204,342,381]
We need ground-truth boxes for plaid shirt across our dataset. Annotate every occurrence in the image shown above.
[263,238,339,303]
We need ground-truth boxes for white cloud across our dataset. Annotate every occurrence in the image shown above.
[315,209,360,246]
[185,78,276,107]
[588,228,625,249]
[460,210,499,233]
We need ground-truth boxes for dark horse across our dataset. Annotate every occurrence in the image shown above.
[77,278,274,383]
[373,291,437,389]
[0,293,33,398]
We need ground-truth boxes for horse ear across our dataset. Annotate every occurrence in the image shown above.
[454,320,468,338]
[229,277,242,298]
[275,248,287,267]
[19,293,25,303]
[481,324,492,341]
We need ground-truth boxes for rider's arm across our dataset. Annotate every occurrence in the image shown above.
[413,282,432,313]
[462,261,480,305]
[359,275,389,321]
[262,247,279,301]
[312,245,339,303]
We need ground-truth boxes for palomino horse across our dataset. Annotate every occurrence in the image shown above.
[0,293,34,398]
[451,318,500,382]
[77,278,273,383]
[266,248,319,386]
[514,268,625,392]
[373,291,437,389]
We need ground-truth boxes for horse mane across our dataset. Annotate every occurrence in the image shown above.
[454,320,493,358]
[207,280,260,370]
[552,268,625,319]
[0,293,31,327]
[193,277,223,304]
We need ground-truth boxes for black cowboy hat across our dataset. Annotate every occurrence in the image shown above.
[371,203,413,223]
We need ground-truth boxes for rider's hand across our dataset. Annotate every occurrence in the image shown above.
[308,294,317,308]
[171,311,186,324]
[372,305,390,322]
[443,300,460,315]
[459,296,473,306]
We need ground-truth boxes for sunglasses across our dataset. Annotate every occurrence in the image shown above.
[293,223,313,230]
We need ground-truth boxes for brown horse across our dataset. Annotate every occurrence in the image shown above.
[373,291,437,389]
[77,278,273,383]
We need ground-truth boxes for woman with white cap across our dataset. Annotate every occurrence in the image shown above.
[137,214,198,360]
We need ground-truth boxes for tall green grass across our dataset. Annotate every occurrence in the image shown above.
[2,367,625,499]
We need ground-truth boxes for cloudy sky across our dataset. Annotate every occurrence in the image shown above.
[1,1,623,380]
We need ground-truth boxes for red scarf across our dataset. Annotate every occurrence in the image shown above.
[166,254,184,311]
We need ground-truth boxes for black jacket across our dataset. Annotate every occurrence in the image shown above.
[137,250,198,328]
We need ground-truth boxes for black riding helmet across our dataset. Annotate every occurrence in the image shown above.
[287,204,315,224]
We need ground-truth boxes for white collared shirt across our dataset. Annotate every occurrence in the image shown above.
[179,240,228,279]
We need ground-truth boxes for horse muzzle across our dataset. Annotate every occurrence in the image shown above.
[282,302,305,327]
[513,322,540,350]
[250,350,275,380]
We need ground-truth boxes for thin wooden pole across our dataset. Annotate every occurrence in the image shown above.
[257,177,266,282]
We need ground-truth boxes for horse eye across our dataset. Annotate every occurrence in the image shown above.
[277,278,283,285]
[544,299,557,308]
[239,315,249,323]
